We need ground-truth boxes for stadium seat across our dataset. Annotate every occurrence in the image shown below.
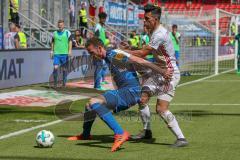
[164,3,169,8]
[169,4,175,11]
[231,5,237,9]
[230,5,237,13]
[218,4,225,9]
[194,3,201,9]
[180,3,186,9]
[224,5,231,11]
[178,4,186,12]
[172,4,178,11]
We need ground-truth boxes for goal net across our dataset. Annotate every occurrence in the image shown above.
[164,8,238,76]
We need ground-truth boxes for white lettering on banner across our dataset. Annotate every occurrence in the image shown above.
[129,10,133,21]
[123,9,126,21]
[115,7,120,20]
[40,31,52,45]
[105,1,138,26]
[0,50,94,89]
[0,58,24,80]
[109,7,114,19]
[110,7,134,22]
[179,24,202,31]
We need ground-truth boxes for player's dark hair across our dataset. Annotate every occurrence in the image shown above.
[98,12,107,19]
[15,24,21,29]
[9,22,16,27]
[85,37,104,48]
[172,24,178,29]
[144,4,161,20]
[75,29,81,33]
[58,19,64,24]
[130,33,134,38]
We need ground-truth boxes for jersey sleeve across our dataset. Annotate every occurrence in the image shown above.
[66,30,72,41]
[108,49,130,63]
[149,32,164,50]
[235,34,240,40]
[14,33,20,41]
[67,30,71,38]
[51,32,54,43]
[94,24,101,37]
[176,32,181,39]
[95,24,101,33]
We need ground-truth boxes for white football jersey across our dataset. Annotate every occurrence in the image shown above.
[149,25,180,75]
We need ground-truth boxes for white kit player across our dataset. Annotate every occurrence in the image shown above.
[123,4,188,147]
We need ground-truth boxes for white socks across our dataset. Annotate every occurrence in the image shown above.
[139,104,151,130]
[160,110,185,139]
[138,105,185,139]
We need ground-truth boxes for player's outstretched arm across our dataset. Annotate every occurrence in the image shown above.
[129,55,172,79]
[123,45,153,58]
[114,49,172,80]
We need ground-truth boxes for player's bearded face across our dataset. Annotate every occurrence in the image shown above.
[87,45,105,59]
[172,27,177,34]
[58,23,64,31]
[144,12,157,33]
[100,18,106,24]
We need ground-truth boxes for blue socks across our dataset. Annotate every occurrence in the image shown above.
[82,108,96,137]
[83,103,124,136]
[62,70,67,86]
[53,68,67,86]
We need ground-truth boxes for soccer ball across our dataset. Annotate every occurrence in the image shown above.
[36,130,55,148]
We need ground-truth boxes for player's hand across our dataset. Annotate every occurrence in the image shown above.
[68,52,73,58]
[50,51,54,59]
[119,41,130,50]
[163,69,173,81]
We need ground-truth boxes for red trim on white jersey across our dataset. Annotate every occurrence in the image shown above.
[158,44,173,92]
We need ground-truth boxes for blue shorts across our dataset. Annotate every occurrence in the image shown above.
[175,51,180,61]
[53,55,68,66]
[103,86,141,112]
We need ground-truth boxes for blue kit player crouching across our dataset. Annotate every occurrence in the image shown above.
[67,37,171,152]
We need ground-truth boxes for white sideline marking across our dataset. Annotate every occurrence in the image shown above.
[14,119,48,123]
[177,69,235,88]
[201,80,240,82]
[0,114,82,140]
[0,69,235,140]
[0,120,62,140]
[150,103,240,106]
[212,104,240,106]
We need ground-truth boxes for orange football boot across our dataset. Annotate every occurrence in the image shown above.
[111,131,129,152]
[67,134,92,141]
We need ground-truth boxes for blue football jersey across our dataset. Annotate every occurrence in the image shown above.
[104,49,140,88]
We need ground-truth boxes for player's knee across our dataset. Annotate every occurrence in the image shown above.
[88,97,103,106]
[156,100,169,114]
[156,105,167,115]
[156,107,162,115]
[85,103,91,111]
[141,86,153,96]
[140,97,149,105]
[140,91,150,104]
[54,65,59,70]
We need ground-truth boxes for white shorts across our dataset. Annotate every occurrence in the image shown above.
[142,73,180,102]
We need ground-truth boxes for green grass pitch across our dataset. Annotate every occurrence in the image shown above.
[0,72,240,160]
